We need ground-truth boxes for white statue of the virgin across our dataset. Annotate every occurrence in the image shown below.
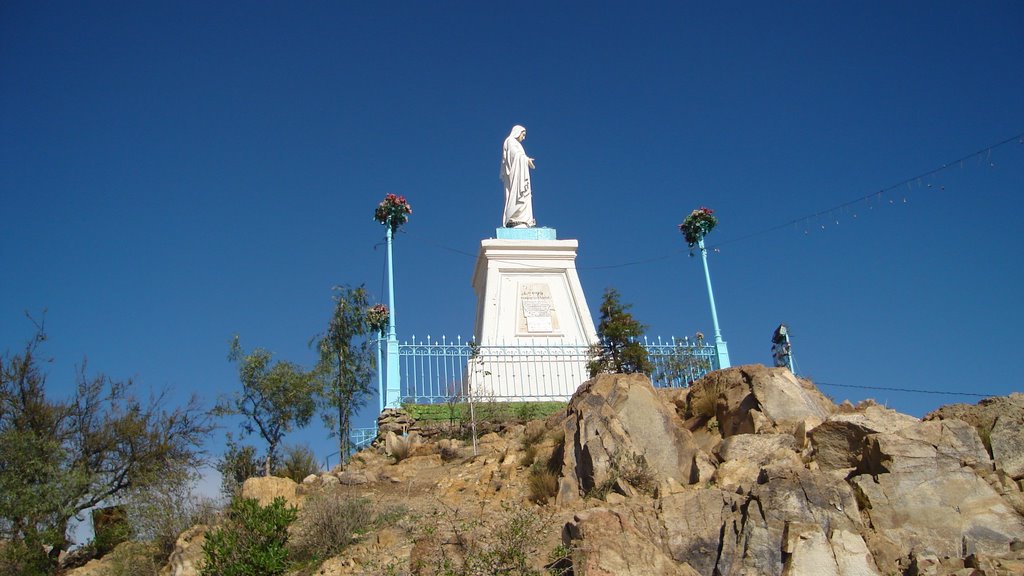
[500,125,536,228]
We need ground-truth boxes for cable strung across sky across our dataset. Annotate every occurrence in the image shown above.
[816,380,999,398]
[706,130,1024,251]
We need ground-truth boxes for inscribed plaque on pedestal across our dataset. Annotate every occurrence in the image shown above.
[518,283,560,335]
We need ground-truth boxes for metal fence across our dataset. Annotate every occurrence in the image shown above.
[350,427,377,450]
[395,335,717,405]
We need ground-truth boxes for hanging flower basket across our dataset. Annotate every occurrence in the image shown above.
[366,304,389,334]
[679,207,717,247]
[374,194,413,233]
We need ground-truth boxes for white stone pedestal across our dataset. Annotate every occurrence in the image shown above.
[469,228,597,400]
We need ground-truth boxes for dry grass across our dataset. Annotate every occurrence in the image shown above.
[527,466,559,505]
[587,449,657,499]
[520,443,539,467]
[617,452,656,495]
[440,441,465,462]
[527,439,563,505]
[288,494,371,562]
[688,377,726,420]
[387,433,416,463]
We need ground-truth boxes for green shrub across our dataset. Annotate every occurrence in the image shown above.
[216,439,262,499]
[288,494,370,562]
[274,444,322,482]
[414,504,547,576]
[104,542,162,576]
[546,544,573,576]
[200,496,297,576]
[469,505,543,575]
[0,540,51,576]
[404,402,566,424]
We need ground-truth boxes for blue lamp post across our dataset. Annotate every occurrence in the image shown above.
[384,225,401,408]
[680,207,731,370]
[374,194,412,409]
[696,236,730,369]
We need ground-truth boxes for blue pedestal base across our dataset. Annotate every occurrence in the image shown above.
[495,227,557,240]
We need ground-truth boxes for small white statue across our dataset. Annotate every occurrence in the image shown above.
[500,125,536,228]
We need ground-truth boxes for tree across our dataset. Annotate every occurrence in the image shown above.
[587,288,653,377]
[0,321,211,573]
[122,466,217,561]
[313,285,374,466]
[216,337,318,477]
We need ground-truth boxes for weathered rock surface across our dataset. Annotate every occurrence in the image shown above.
[557,373,705,505]
[563,508,701,576]
[712,433,800,491]
[850,420,1024,568]
[159,524,207,576]
[810,405,920,472]
[692,365,835,438]
[926,393,1024,480]
[239,475,299,508]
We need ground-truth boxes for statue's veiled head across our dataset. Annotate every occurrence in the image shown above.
[509,125,527,142]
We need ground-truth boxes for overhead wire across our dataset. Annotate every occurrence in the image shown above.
[815,380,997,398]
[706,130,1024,251]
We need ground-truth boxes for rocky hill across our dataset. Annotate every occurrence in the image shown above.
[74,365,1024,576]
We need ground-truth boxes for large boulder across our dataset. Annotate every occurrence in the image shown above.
[159,524,207,576]
[557,373,705,504]
[690,365,835,439]
[809,405,920,472]
[712,433,800,492]
[646,462,875,576]
[562,508,701,576]
[926,393,1024,480]
[239,476,299,508]
[715,462,870,575]
[991,413,1024,479]
[849,420,1024,569]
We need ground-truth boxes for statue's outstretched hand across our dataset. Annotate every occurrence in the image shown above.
[528,158,536,169]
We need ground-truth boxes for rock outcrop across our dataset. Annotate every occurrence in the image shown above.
[926,393,1024,480]
[137,365,1023,576]
[551,367,1024,576]
[556,373,706,505]
[692,364,835,438]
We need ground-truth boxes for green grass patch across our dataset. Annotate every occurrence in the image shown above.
[403,401,566,423]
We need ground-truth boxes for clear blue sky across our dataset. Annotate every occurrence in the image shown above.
[3,2,1023,468]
